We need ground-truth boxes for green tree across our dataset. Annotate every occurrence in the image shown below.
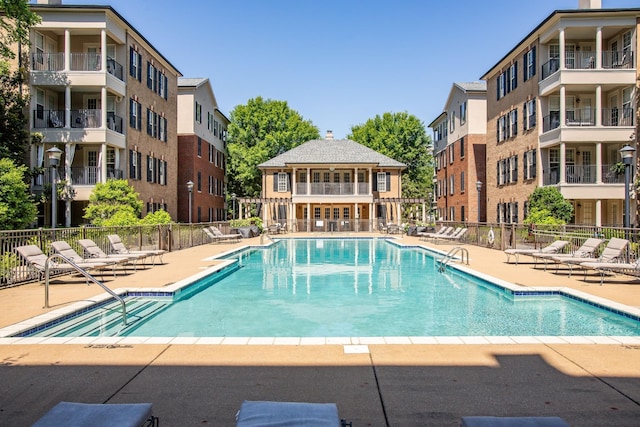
[524,186,573,224]
[348,112,433,198]
[84,179,143,226]
[0,157,37,229]
[226,97,319,197]
[0,1,41,164]
[140,209,172,225]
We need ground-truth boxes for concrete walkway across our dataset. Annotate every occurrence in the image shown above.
[1,234,639,426]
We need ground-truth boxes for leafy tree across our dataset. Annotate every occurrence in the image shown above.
[0,157,37,229]
[227,97,319,197]
[0,1,41,165]
[348,112,433,198]
[140,209,172,225]
[84,179,143,226]
[524,186,573,224]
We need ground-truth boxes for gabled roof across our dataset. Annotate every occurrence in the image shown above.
[258,139,406,169]
[454,81,486,93]
[178,77,208,87]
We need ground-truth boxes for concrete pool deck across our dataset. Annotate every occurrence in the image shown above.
[0,233,639,425]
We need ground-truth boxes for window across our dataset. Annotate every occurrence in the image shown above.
[460,171,465,193]
[343,207,349,219]
[197,171,202,192]
[208,144,213,163]
[197,137,202,157]
[214,120,218,137]
[207,112,212,131]
[523,99,536,130]
[508,155,518,183]
[146,155,155,183]
[146,109,157,137]
[460,101,467,125]
[159,160,166,185]
[277,172,288,192]
[623,87,633,125]
[508,62,517,91]
[461,205,465,222]
[129,47,141,81]
[449,111,455,132]
[129,98,142,130]
[377,172,387,192]
[129,149,142,180]
[509,109,518,137]
[195,102,202,123]
[497,159,507,186]
[449,175,455,195]
[147,62,156,91]
[497,115,507,142]
[497,72,506,99]
[159,116,167,142]
[460,137,465,159]
[524,149,536,180]
[449,144,454,164]
[524,47,536,80]
[333,208,339,220]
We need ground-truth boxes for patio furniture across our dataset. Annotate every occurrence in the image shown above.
[434,227,468,244]
[78,238,142,271]
[551,237,629,277]
[236,400,348,427]
[417,226,453,241]
[504,240,570,265]
[51,241,124,277]
[107,234,166,265]
[580,257,640,285]
[207,225,242,242]
[531,237,603,271]
[14,245,108,281]
[32,401,158,427]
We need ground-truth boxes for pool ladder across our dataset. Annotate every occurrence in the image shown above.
[437,246,469,272]
[44,253,127,326]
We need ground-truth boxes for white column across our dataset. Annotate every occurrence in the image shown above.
[101,143,107,183]
[595,26,602,68]
[560,85,566,127]
[101,86,107,129]
[306,167,310,195]
[595,85,602,126]
[354,167,358,195]
[595,199,602,227]
[596,142,602,183]
[560,143,566,184]
[64,29,70,71]
[559,28,565,70]
[64,86,71,129]
[101,29,107,71]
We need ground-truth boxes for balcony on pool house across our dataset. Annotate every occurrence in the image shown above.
[289,168,389,204]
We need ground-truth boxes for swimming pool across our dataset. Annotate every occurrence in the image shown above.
[5,238,640,340]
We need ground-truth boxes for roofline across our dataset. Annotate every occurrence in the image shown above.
[427,111,447,128]
[480,7,640,79]
[30,4,182,76]
[215,108,230,124]
[177,78,208,88]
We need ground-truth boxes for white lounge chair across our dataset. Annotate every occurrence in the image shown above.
[419,226,455,242]
[206,225,242,242]
[551,237,629,277]
[504,240,570,265]
[580,257,640,285]
[236,401,343,427]
[78,238,142,271]
[107,234,166,265]
[14,244,107,281]
[51,241,124,277]
[33,401,157,427]
[434,227,468,244]
[531,237,603,271]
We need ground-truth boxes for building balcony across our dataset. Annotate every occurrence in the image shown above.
[295,182,371,195]
[33,109,124,134]
[31,53,124,81]
[543,164,624,185]
[541,50,634,80]
[542,108,634,132]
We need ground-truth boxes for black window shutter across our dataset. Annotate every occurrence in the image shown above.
[129,99,135,128]
[146,109,151,135]
[273,173,278,192]
[373,174,378,191]
[154,113,159,138]
[385,172,391,192]
[164,75,168,99]
[532,46,536,76]
[137,152,142,180]
[146,62,151,89]
[137,53,142,81]
[154,158,159,183]
[129,150,134,177]
[129,47,134,77]
[287,173,291,191]
[147,155,152,182]
[514,155,518,182]
[163,161,167,185]
[513,62,518,89]
[137,103,142,129]
[496,162,500,186]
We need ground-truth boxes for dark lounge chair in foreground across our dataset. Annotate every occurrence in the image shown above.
[32,401,158,427]
[14,245,108,281]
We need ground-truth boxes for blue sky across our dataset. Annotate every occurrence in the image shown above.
[58,0,639,139]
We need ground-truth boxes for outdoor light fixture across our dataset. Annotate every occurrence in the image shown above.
[46,147,63,229]
[187,180,194,224]
[476,181,483,223]
[619,145,636,229]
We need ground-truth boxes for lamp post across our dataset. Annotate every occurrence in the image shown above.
[186,180,194,224]
[619,144,636,229]
[231,193,237,220]
[476,181,483,223]
[46,147,63,229]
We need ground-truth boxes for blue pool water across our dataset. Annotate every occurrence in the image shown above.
[17,238,640,337]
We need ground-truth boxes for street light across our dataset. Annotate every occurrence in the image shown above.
[46,147,63,229]
[476,181,483,223]
[231,193,237,220]
[619,144,636,229]
[186,180,194,224]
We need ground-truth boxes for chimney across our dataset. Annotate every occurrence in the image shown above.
[36,0,62,4]
[578,0,601,9]
[325,130,334,140]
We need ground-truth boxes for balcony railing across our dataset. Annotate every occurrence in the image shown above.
[72,167,124,185]
[107,113,124,134]
[33,109,123,133]
[70,109,101,128]
[33,109,66,128]
[31,52,64,71]
[541,50,634,80]
[296,182,364,195]
[31,53,124,81]
[542,108,634,132]
[543,164,624,185]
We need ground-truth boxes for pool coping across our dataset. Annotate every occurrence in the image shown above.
[1,238,640,345]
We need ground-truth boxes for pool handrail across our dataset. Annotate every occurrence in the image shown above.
[44,253,127,326]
